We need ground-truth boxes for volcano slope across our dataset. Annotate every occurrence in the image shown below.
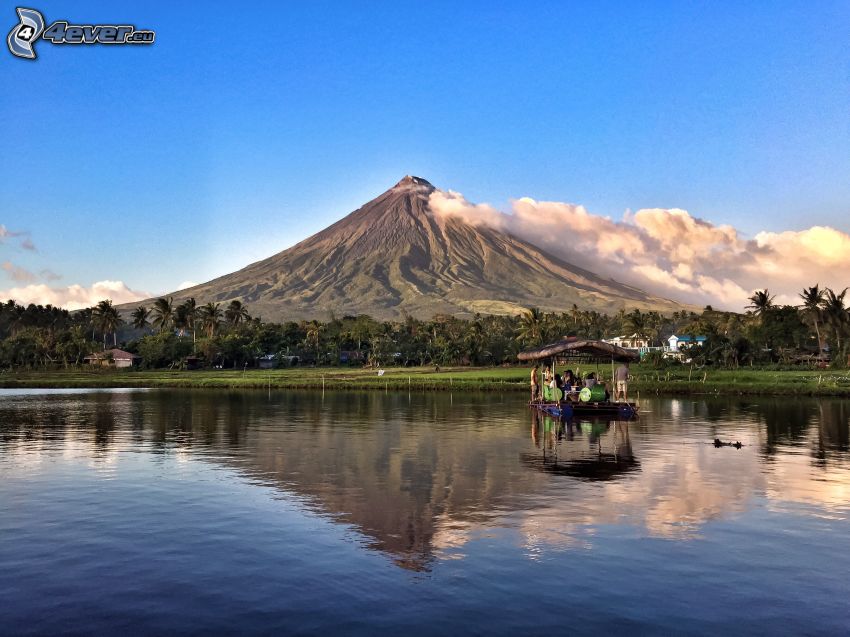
[126,176,684,321]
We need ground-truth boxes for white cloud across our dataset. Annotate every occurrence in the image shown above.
[177,280,198,291]
[429,190,850,311]
[0,280,151,310]
[694,275,752,308]
[631,264,692,293]
[428,190,505,229]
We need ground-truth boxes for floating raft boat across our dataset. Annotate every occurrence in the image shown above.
[518,337,641,420]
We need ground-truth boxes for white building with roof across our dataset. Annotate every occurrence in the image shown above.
[668,334,708,352]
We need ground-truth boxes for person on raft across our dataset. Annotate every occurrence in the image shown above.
[614,362,630,403]
[530,365,540,402]
[553,373,563,395]
[545,372,563,402]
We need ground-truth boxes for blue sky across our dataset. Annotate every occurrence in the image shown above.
[1,1,849,306]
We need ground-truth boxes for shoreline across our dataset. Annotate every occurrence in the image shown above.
[1,366,849,397]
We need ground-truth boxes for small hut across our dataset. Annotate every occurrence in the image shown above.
[83,349,142,368]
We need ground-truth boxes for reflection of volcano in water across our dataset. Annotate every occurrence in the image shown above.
[191,391,552,572]
[523,417,640,481]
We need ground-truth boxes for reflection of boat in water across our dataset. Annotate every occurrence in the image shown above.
[522,450,640,480]
[518,338,641,420]
[526,413,640,481]
[538,400,639,420]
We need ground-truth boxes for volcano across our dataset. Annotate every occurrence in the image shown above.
[130,176,683,320]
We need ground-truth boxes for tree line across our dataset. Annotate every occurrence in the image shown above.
[0,284,847,370]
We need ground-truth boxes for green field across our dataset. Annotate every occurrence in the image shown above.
[1,364,850,396]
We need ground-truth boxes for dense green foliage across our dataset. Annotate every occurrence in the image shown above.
[0,300,98,367]
[0,286,848,371]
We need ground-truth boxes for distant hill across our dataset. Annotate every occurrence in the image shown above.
[124,176,687,321]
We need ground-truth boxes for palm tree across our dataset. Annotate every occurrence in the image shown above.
[176,298,199,342]
[349,316,373,352]
[623,309,650,346]
[225,300,250,327]
[517,307,545,346]
[615,306,626,324]
[131,306,151,332]
[305,320,322,361]
[92,299,122,348]
[199,302,222,338]
[747,289,775,320]
[174,305,188,337]
[822,288,848,354]
[798,285,825,352]
[570,303,581,326]
[463,318,486,364]
[645,311,665,346]
[583,311,606,340]
[152,297,174,333]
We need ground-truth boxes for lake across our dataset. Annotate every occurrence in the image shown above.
[1,388,848,635]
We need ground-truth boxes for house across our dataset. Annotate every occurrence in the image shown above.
[257,354,278,369]
[83,349,141,368]
[667,335,708,352]
[603,333,651,350]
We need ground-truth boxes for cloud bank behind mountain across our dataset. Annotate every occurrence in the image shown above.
[429,190,850,310]
[0,280,151,311]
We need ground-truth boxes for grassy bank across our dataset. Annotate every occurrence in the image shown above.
[1,364,850,397]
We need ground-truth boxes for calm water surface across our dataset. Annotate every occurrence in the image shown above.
[1,389,849,635]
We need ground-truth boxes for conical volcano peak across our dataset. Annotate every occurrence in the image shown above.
[125,176,688,321]
[392,175,435,191]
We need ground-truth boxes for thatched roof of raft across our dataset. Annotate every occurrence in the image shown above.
[517,338,640,363]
